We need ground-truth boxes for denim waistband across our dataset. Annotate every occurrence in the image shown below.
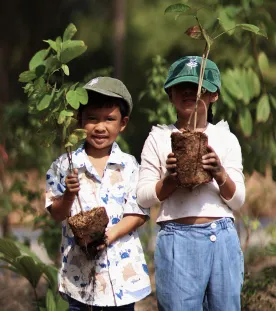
[159,217,234,231]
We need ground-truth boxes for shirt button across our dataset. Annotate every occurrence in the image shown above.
[210,235,217,242]
[211,222,217,229]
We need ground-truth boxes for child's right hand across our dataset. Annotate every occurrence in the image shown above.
[64,168,80,198]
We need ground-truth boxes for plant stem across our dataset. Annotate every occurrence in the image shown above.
[193,43,210,131]
[66,146,84,215]
[213,26,237,40]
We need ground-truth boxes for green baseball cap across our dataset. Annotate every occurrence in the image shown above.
[164,56,221,93]
[83,76,133,115]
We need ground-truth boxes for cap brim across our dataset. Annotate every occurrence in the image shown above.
[83,84,123,100]
[164,76,217,93]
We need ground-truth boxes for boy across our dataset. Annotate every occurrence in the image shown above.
[46,77,151,310]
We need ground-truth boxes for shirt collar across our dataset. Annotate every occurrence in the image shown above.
[71,141,126,170]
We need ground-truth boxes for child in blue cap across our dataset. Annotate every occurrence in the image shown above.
[45,77,151,310]
[137,56,245,311]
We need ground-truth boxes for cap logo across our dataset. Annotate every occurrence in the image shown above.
[186,58,198,69]
[88,78,99,86]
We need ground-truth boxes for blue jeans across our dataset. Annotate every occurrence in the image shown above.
[67,295,135,311]
[155,218,244,311]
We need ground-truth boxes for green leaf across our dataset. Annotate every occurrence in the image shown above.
[61,64,70,76]
[43,39,58,52]
[258,52,269,75]
[218,8,236,34]
[256,94,270,122]
[68,134,78,145]
[222,69,243,100]
[72,128,87,140]
[63,23,77,41]
[46,289,56,311]
[16,255,43,288]
[56,36,62,51]
[45,56,61,73]
[18,71,37,83]
[239,108,253,137]
[58,110,74,124]
[164,3,191,14]
[29,49,49,70]
[37,94,52,111]
[56,294,69,310]
[60,40,87,64]
[43,265,59,291]
[34,77,46,91]
[66,90,80,109]
[66,88,88,109]
[75,87,88,104]
[269,94,276,109]
[65,142,73,148]
[0,238,21,259]
[247,68,261,98]
[235,23,267,37]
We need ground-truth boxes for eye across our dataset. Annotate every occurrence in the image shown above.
[87,116,96,120]
[107,116,116,121]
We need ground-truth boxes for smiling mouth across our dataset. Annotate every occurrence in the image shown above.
[92,136,108,142]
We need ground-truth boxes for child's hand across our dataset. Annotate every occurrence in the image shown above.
[166,153,177,176]
[64,168,80,198]
[202,145,227,184]
[97,228,113,251]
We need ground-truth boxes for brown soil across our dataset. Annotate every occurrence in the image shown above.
[171,131,212,188]
[68,206,109,259]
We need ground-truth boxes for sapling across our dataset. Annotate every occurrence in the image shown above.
[19,23,109,259]
[164,2,266,188]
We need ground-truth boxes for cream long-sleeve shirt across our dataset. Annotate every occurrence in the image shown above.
[137,121,246,223]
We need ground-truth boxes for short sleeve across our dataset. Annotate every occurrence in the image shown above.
[123,157,150,217]
[45,157,67,209]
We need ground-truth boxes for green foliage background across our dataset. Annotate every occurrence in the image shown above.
[1,0,276,309]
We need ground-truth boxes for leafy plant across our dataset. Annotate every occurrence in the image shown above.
[140,55,176,125]
[0,238,68,311]
[164,2,266,131]
[34,214,62,265]
[18,23,88,150]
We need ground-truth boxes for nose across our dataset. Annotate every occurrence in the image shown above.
[182,88,196,95]
[94,121,106,132]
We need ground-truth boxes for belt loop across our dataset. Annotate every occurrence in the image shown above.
[221,218,227,230]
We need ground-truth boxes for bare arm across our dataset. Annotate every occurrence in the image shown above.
[48,169,80,222]
[97,214,147,250]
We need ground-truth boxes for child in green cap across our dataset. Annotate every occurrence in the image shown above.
[137,56,245,311]
[45,77,151,310]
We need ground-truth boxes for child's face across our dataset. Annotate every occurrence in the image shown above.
[170,82,218,119]
[81,104,129,154]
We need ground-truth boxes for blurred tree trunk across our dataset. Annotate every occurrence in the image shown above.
[113,0,126,79]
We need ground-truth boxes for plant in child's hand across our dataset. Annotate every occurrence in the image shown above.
[165,3,266,188]
[19,23,109,258]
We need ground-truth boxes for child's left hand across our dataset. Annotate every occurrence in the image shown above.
[97,228,113,251]
[202,145,227,184]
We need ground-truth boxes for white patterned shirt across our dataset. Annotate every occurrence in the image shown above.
[45,142,151,307]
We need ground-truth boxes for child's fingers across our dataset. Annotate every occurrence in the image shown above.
[167,152,175,158]
[96,244,106,251]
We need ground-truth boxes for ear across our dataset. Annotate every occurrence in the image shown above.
[120,116,129,132]
[210,92,219,103]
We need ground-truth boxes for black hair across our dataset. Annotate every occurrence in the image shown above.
[207,103,214,124]
[78,91,129,118]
